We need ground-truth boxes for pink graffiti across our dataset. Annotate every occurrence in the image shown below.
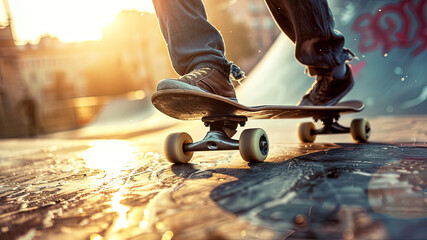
[352,0,427,56]
[350,61,366,78]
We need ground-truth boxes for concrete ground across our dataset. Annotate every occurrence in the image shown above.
[0,115,426,240]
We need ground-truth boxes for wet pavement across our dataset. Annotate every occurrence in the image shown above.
[0,116,426,240]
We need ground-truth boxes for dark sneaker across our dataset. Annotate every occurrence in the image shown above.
[156,67,237,102]
[298,65,354,106]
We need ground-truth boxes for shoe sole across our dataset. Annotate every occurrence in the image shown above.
[157,79,238,103]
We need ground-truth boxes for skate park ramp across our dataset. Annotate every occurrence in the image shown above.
[49,96,177,139]
[87,97,154,127]
[238,0,427,116]
[80,96,177,138]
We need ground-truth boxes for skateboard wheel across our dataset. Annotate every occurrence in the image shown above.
[297,122,316,143]
[239,128,269,163]
[350,118,370,143]
[164,132,194,164]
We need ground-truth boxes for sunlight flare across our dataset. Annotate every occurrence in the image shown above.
[83,140,137,176]
[111,189,131,230]
[8,0,155,43]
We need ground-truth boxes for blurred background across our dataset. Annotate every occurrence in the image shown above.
[0,0,425,138]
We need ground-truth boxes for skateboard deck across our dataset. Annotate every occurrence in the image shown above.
[151,89,370,164]
[151,89,364,120]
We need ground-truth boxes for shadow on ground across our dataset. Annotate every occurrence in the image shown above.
[172,143,427,239]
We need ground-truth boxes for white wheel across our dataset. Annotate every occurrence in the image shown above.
[350,118,370,143]
[164,132,193,163]
[239,128,269,163]
[297,122,316,143]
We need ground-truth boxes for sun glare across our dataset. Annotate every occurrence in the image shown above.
[83,140,137,175]
[7,0,155,43]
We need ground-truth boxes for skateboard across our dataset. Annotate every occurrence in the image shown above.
[151,89,370,164]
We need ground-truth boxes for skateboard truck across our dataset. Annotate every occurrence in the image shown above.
[315,117,350,135]
[184,116,247,152]
[298,116,371,143]
[163,116,269,164]
[202,116,247,137]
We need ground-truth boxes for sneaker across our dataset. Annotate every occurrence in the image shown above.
[298,65,354,106]
[156,67,238,102]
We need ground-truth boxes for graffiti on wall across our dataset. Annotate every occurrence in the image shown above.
[352,0,426,56]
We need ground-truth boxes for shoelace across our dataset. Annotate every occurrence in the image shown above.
[181,68,210,81]
[230,64,246,85]
[181,65,247,85]
[311,76,334,102]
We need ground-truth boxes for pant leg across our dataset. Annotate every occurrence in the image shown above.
[152,0,231,77]
[264,0,353,75]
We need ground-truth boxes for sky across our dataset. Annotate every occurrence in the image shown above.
[0,0,155,44]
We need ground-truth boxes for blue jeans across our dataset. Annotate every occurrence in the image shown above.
[152,0,353,77]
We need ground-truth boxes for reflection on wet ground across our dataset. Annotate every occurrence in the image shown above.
[0,135,426,239]
[211,143,427,239]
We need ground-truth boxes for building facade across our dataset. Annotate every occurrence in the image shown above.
[1,11,173,136]
[0,24,28,137]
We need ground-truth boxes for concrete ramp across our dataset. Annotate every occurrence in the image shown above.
[48,96,177,139]
[238,0,427,116]
[88,97,154,127]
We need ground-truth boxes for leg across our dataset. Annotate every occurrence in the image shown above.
[152,0,230,76]
[265,0,353,73]
[152,0,243,101]
[265,0,355,106]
